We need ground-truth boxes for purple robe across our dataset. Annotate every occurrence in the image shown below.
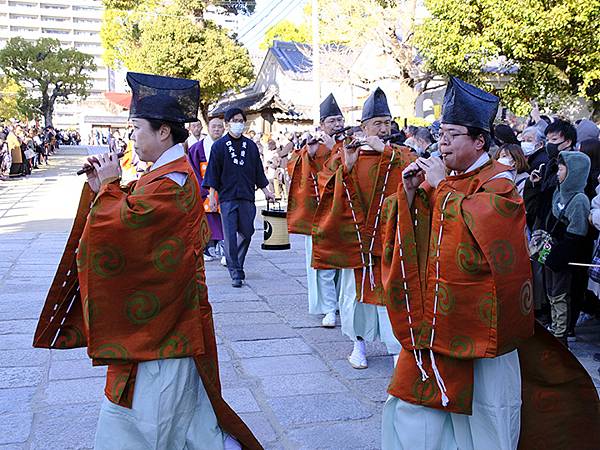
[188,139,224,241]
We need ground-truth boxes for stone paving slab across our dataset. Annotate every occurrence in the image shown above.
[0,367,44,389]
[0,388,36,415]
[0,334,36,349]
[350,378,392,403]
[0,319,38,335]
[211,301,272,313]
[239,354,329,377]
[239,413,278,445]
[259,373,349,397]
[222,387,261,413]
[266,394,374,426]
[230,338,313,359]
[49,359,106,381]
[0,349,49,367]
[286,419,382,450]
[0,413,33,445]
[50,348,89,361]
[296,326,349,343]
[46,378,105,406]
[30,403,99,450]
[214,311,283,326]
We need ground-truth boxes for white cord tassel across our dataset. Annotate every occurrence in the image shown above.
[361,266,367,302]
[368,253,375,290]
[414,349,428,381]
[429,349,449,406]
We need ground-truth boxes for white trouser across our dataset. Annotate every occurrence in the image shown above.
[95,357,234,450]
[381,350,522,450]
[338,268,401,355]
[305,236,339,315]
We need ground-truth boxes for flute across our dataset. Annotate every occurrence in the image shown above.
[76,151,125,175]
[345,132,404,149]
[306,126,354,146]
[403,153,437,179]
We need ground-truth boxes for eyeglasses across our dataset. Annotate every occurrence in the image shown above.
[438,131,469,142]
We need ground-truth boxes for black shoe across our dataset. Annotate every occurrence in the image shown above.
[232,279,242,288]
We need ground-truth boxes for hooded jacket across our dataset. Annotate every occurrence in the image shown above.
[545,151,591,271]
[551,151,591,236]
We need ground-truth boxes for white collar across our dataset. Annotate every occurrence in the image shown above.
[150,144,184,172]
[450,152,489,176]
[202,135,214,148]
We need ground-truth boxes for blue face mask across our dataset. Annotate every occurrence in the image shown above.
[229,123,245,136]
[520,141,536,156]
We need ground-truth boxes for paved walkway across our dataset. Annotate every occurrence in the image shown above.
[1,146,599,450]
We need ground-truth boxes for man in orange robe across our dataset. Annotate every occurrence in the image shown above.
[380,77,599,449]
[312,88,414,369]
[33,72,261,450]
[287,93,345,328]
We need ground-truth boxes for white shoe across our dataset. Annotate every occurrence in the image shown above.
[221,256,227,267]
[348,340,367,369]
[203,254,214,262]
[322,312,336,328]
[393,354,399,367]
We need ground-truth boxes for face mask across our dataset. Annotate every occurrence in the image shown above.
[497,156,514,167]
[546,141,564,158]
[229,123,245,136]
[521,141,536,156]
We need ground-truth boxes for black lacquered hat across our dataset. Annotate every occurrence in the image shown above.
[126,72,200,123]
[361,87,391,122]
[441,77,499,133]
[320,93,343,121]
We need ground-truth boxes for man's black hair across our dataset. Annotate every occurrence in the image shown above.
[147,119,189,144]
[466,126,491,152]
[224,107,247,123]
[545,119,577,146]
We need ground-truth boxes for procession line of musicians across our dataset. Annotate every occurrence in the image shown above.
[31,71,599,450]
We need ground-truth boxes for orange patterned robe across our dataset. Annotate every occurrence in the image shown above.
[381,159,600,447]
[33,157,261,450]
[381,160,534,413]
[287,142,341,235]
[312,145,414,305]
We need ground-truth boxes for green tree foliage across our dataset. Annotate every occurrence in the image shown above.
[101,0,254,120]
[260,20,310,50]
[0,38,96,126]
[0,76,23,120]
[413,0,600,117]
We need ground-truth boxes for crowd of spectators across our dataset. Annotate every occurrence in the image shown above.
[0,120,81,181]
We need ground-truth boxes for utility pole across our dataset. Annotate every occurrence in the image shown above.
[311,0,320,127]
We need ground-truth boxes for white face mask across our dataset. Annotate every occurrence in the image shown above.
[229,122,245,136]
[521,141,536,156]
[497,156,515,167]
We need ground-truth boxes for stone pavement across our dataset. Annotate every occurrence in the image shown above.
[1,146,600,450]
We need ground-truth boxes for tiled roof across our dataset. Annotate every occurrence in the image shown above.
[270,40,313,74]
[210,85,300,117]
